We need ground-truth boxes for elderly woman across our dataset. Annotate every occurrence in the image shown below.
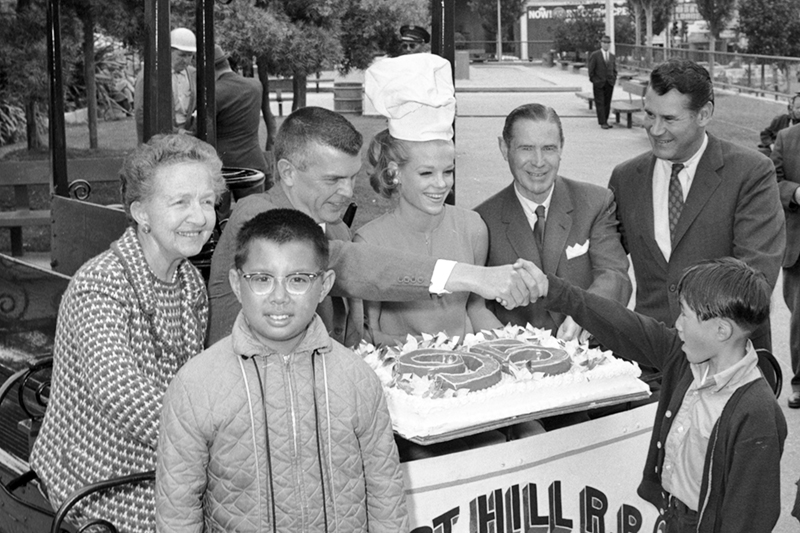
[30,134,226,532]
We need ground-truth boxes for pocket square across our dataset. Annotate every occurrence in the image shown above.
[566,240,589,260]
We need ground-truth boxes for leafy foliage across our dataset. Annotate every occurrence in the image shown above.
[695,0,735,39]
[552,10,605,60]
[737,0,800,57]
[467,0,527,41]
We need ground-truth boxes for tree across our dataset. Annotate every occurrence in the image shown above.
[467,0,526,53]
[738,0,800,93]
[0,0,80,151]
[695,0,735,79]
[626,0,675,65]
[552,9,605,61]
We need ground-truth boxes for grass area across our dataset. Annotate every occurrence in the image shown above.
[0,91,788,255]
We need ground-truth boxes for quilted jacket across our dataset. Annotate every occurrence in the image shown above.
[156,313,408,532]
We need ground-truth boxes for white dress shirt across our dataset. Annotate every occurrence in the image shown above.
[653,134,709,261]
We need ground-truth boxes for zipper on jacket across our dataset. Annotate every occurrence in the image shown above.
[283,352,310,528]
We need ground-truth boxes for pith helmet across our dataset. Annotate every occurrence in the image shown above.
[170,28,196,53]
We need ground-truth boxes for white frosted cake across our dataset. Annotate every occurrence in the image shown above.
[357,325,650,441]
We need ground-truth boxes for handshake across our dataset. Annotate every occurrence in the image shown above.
[449,259,549,310]
[448,259,591,343]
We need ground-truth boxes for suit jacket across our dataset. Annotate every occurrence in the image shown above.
[215,71,269,176]
[134,65,197,144]
[207,184,435,345]
[475,179,631,331]
[771,123,800,268]
[588,49,616,86]
[608,134,785,327]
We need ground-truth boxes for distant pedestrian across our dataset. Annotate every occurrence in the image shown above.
[214,44,269,177]
[587,35,617,130]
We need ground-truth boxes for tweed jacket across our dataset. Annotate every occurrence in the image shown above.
[544,275,787,533]
[207,183,435,345]
[30,227,208,533]
[771,123,800,268]
[156,313,408,532]
[215,70,269,175]
[475,179,631,332]
[608,134,785,327]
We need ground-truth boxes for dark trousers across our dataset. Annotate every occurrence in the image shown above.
[593,81,614,125]
[654,495,698,533]
[783,262,800,391]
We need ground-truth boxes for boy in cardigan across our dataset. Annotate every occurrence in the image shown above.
[155,209,407,532]
[523,257,786,532]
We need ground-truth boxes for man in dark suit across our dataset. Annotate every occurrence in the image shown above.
[208,107,538,345]
[609,58,784,353]
[771,123,800,407]
[214,45,269,177]
[587,35,617,130]
[476,103,631,342]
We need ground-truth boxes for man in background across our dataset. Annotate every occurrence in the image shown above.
[398,25,430,55]
[770,123,800,407]
[758,93,800,156]
[214,44,269,177]
[587,35,617,130]
[134,27,197,144]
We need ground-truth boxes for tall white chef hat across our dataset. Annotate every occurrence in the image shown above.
[365,54,455,142]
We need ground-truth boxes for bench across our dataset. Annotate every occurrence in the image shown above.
[0,158,124,257]
[468,49,493,63]
[610,80,647,128]
[575,91,594,110]
[0,357,155,532]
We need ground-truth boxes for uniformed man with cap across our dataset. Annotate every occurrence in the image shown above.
[398,24,430,55]
[134,27,198,144]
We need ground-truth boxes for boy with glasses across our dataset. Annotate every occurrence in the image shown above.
[156,208,407,532]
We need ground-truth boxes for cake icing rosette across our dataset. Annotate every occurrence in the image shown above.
[357,324,651,441]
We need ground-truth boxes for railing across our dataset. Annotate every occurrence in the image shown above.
[615,44,800,102]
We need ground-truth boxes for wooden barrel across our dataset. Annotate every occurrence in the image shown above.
[333,82,363,114]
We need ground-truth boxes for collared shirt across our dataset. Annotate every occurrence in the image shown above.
[653,133,709,260]
[661,341,762,510]
[603,50,609,63]
[513,182,555,232]
[172,70,192,126]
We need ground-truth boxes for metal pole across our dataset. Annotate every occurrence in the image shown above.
[143,0,172,142]
[496,0,502,61]
[431,0,456,205]
[605,0,615,54]
[47,0,68,197]
[195,0,215,145]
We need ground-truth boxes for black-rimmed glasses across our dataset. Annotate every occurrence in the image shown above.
[238,270,324,296]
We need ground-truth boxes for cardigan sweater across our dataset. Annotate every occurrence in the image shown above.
[544,275,787,533]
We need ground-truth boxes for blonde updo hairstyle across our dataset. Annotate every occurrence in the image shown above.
[367,129,411,199]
